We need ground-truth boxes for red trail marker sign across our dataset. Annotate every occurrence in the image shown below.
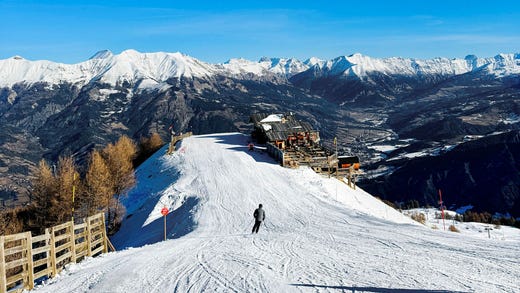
[161,207,169,240]
[161,207,169,216]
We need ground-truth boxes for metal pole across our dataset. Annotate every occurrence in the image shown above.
[164,215,167,241]
[438,189,445,231]
[72,173,76,223]
[334,137,338,200]
[335,137,338,175]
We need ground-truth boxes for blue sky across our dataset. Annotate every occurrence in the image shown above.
[1,0,519,63]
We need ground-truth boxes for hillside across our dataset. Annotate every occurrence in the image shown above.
[32,134,520,292]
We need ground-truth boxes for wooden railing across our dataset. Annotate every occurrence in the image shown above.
[0,213,108,293]
[167,132,193,154]
[266,143,284,166]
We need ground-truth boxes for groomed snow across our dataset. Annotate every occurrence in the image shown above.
[33,133,520,292]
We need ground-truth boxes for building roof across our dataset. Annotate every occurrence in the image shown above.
[260,114,283,123]
[251,113,317,141]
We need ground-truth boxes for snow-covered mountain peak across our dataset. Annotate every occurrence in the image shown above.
[0,50,218,87]
[94,50,216,84]
[89,50,113,60]
[221,57,308,78]
[322,55,356,76]
[484,53,520,76]
[1,50,519,88]
[258,56,272,63]
[310,52,520,78]
[258,57,310,77]
[304,57,324,67]
[347,52,364,58]
[221,58,269,76]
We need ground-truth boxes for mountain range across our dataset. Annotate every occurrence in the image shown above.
[2,50,519,87]
[1,50,519,217]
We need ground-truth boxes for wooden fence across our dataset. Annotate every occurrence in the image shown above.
[0,213,108,293]
[266,143,284,166]
[167,132,193,154]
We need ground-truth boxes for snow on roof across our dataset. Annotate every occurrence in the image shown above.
[261,124,272,131]
[260,114,283,123]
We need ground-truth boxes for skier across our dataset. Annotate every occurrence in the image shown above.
[169,124,176,137]
[252,204,265,233]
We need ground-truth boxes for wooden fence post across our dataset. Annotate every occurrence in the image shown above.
[101,213,108,253]
[70,221,76,264]
[348,166,353,188]
[44,228,51,278]
[85,217,92,257]
[49,227,57,277]
[0,236,6,293]
[24,232,35,290]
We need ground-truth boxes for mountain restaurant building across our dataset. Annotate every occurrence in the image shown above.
[250,112,360,188]
[250,113,320,150]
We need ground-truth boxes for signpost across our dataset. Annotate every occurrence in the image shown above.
[484,227,493,239]
[161,207,169,241]
[438,189,446,231]
[334,137,337,200]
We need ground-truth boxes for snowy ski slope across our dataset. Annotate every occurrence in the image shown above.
[33,133,520,292]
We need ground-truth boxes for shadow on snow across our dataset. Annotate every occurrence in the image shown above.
[200,133,279,165]
[290,284,469,293]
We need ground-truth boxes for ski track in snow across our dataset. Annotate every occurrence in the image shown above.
[33,133,520,293]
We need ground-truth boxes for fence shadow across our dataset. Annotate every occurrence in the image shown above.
[111,196,200,250]
[290,284,469,293]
